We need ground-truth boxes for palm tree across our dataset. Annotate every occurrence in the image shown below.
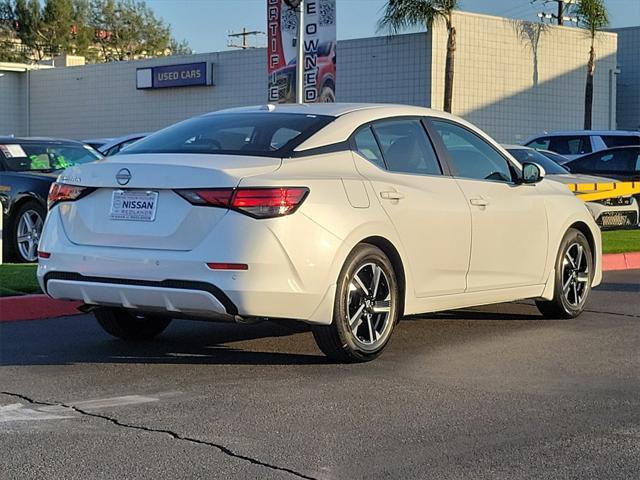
[378,0,459,113]
[575,0,609,130]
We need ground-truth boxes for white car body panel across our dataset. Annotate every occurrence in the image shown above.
[38,104,603,326]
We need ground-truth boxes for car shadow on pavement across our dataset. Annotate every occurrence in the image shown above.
[0,303,555,367]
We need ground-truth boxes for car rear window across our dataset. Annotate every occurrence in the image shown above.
[0,142,102,172]
[601,135,640,148]
[124,113,334,157]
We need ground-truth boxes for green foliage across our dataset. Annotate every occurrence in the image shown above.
[0,0,190,63]
[575,0,609,38]
[377,0,459,33]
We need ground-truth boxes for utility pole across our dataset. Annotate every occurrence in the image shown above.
[295,0,304,104]
[283,0,305,103]
[227,28,265,50]
[535,0,578,26]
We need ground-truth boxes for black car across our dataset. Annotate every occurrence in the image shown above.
[0,137,102,262]
[564,146,640,182]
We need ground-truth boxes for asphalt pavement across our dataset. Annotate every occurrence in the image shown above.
[1,270,638,479]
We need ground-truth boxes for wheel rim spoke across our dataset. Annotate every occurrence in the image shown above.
[370,265,382,299]
[349,303,365,333]
[353,273,370,296]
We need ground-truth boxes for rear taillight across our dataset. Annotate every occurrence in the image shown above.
[48,182,91,209]
[176,187,309,218]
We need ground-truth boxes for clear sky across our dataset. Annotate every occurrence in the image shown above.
[146,0,640,53]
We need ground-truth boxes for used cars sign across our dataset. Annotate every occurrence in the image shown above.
[136,62,209,89]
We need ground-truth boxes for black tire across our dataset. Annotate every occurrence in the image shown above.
[312,244,400,363]
[535,228,593,319]
[95,309,172,341]
[8,200,46,263]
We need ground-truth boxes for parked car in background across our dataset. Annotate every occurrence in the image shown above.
[83,138,114,151]
[506,145,639,230]
[38,104,602,362]
[0,137,103,262]
[524,131,640,162]
[564,146,640,183]
[536,149,571,165]
[99,133,151,157]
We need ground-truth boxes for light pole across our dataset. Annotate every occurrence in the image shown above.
[285,0,305,104]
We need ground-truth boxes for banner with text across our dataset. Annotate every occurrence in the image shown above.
[267,0,336,103]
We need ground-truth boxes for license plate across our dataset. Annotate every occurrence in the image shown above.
[110,190,158,222]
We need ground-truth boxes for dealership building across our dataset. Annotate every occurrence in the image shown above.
[1,12,638,143]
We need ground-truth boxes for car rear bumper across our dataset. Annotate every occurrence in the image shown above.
[43,272,236,320]
[37,207,341,324]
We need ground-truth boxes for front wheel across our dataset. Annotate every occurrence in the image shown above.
[95,309,172,341]
[312,244,400,363]
[536,228,593,319]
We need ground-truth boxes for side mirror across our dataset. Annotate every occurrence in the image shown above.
[521,162,546,184]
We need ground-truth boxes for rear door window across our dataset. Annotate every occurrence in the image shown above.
[592,150,636,173]
[601,135,640,148]
[371,119,442,175]
[548,136,592,155]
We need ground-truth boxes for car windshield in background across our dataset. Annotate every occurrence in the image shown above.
[506,148,568,174]
[0,142,102,172]
[124,113,334,157]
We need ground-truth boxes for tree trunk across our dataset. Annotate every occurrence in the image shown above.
[443,23,456,113]
[584,42,595,130]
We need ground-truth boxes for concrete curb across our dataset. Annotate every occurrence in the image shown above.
[0,295,82,322]
[602,252,640,272]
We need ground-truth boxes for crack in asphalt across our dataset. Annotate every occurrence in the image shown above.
[1,391,318,480]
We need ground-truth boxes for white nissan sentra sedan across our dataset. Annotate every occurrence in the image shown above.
[37,104,602,362]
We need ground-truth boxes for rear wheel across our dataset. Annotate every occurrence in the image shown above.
[95,309,172,341]
[313,244,400,363]
[536,228,593,319]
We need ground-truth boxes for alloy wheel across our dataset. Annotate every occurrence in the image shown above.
[16,209,44,262]
[346,262,392,351]
[561,242,590,307]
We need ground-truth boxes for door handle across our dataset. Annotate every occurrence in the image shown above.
[380,191,404,200]
[469,197,489,207]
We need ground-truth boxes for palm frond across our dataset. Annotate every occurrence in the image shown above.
[575,0,609,35]
[377,0,457,34]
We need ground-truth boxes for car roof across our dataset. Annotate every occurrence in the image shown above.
[0,136,85,145]
[529,130,640,137]
[503,144,529,149]
[210,102,447,118]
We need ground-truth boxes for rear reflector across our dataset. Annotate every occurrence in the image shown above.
[206,263,249,270]
[176,187,309,218]
[38,251,51,259]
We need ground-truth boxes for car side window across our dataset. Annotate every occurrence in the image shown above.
[548,136,592,155]
[353,126,385,169]
[526,137,550,150]
[602,135,640,148]
[371,119,442,175]
[431,120,513,183]
[593,150,635,173]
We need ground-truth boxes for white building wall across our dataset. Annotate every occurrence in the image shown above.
[614,26,640,131]
[0,70,26,136]
[27,49,266,139]
[337,33,431,107]
[430,11,618,143]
